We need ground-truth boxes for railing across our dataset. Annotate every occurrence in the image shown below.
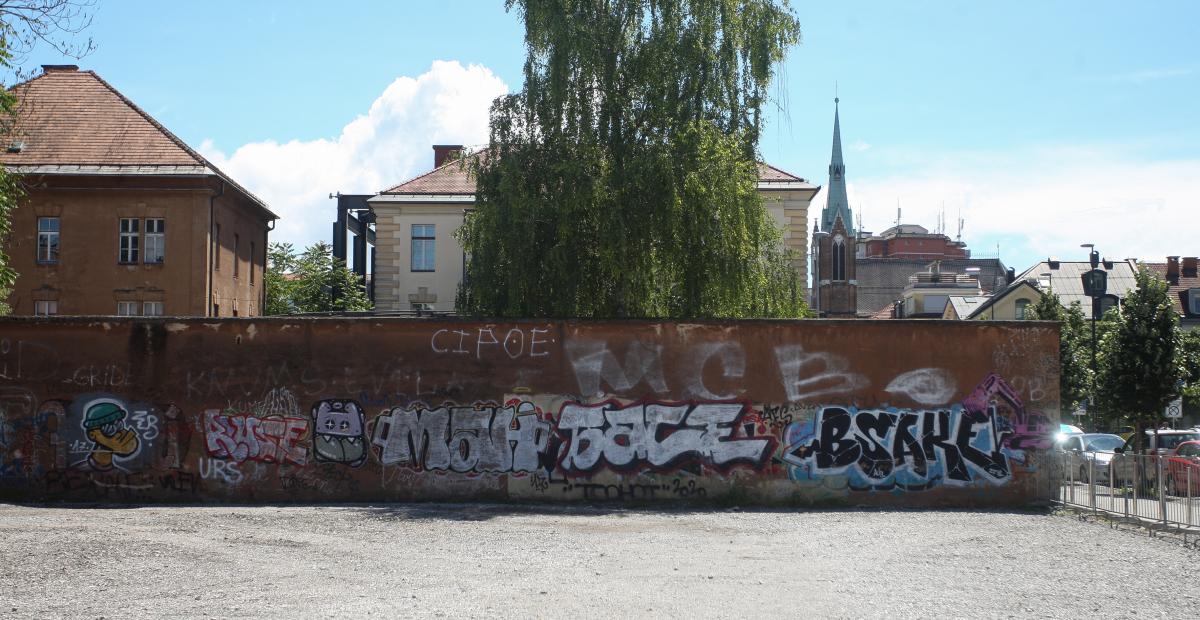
[1056,451,1200,532]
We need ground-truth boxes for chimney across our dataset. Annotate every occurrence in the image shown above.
[41,64,79,73]
[1167,256,1180,284]
[1183,256,1198,278]
[432,144,463,168]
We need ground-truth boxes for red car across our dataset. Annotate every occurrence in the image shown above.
[1166,440,1200,496]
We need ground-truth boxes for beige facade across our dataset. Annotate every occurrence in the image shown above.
[369,164,817,314]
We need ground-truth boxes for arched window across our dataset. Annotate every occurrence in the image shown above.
[832,237,845,281]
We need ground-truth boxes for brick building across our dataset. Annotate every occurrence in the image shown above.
[0,65,276,316]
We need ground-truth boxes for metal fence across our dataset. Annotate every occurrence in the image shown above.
[1056,451,1200,533]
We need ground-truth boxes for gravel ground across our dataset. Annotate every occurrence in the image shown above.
[0,503,1196,619]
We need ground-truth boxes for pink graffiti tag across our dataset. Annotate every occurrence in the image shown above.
[203,409,308,465]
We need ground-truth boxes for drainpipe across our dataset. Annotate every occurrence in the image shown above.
[264,218,275,315]
[208,180,224,317]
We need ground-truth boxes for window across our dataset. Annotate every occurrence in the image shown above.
[143,301,163,316]
[831,237,845,281]
[411,224,435,271]
[37,217,60,263]
[213,223,221,270]
[144,218,165,263]
[117,301,138,316]
[250,241,256,284]
[34,300,57,316]
[1015,299,1031,319]
[212,303,220,317]
[119,218,139,263]
[1188,288,1200,316]
[233,233,240,278]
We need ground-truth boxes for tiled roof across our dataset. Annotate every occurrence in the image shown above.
[1,67,274,216]
[1145,261,1200,319]
[756,162,809,183]
[866,304,896,319]
[947,295,990,319]
[380,157,812,196]
[1015,260,1139,319]
[381,156,476,195]
[964,280,1039,320]
[855,257,1009,315]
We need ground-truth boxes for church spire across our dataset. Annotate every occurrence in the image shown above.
[821,97,853,236]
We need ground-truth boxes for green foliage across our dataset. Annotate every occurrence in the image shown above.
[1094,266,1184,443]
[458,0,810,318]
[264,242,371,314]
[1027,292,1091,412]
[0,27,22,314]
[1180,328,1200,404]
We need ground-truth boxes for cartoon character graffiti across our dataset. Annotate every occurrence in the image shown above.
[311,399,367,467]
[75,399,141,471]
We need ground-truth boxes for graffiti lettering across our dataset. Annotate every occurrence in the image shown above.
[198,457,243,484]
[556,401,772,473]
[774,345,868,402]
[565,340,667,398]
[203,409,308,465]
[371,402,551,472]
[431,327,555,359]
[784,406,1012,489]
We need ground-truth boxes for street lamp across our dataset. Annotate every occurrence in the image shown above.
[1080,243,1101,431]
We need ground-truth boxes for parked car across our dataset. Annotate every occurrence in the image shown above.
[1059,433,1124,482]
[1165,441,1200,496]
[1112,429,1200,487]
[1054,423,1084,445]
[1116,429,1200,455]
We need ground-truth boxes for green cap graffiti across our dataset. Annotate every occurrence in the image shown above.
[83,402,126,429]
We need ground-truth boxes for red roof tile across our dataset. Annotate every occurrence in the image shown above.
[1145,261,1200,317]
[1,67,274,216]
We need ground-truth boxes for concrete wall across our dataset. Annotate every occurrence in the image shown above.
[0,317,1060,506]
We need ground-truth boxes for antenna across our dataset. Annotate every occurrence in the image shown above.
[896,199,901,228]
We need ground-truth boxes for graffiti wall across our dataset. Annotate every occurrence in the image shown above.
[0,318,1060,506]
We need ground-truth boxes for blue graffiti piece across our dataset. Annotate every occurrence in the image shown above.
[783,404,1016,491]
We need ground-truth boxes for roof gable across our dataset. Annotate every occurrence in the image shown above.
[2,67,274,217]
[378,156,814,197]
[3,69,202,166]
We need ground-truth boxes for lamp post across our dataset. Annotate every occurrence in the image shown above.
[1081,243,1101,430]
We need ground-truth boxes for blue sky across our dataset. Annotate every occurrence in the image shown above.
[21,0,1200,273]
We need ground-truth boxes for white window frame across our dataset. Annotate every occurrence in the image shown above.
[144,218,165,264]
[34,300,57,316]
[119,218,139,264]
[1189,288,1200,316]
[117,301,139,316]
[411,224,436,272]
[142,301,163,316]
[37,217,60,264]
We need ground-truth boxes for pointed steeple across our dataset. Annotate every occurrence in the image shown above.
[821,97,853,236]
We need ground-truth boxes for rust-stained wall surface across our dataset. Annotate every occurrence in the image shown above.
[0,318,1060,506]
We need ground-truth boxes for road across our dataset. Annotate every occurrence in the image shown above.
[0,503,1196,619]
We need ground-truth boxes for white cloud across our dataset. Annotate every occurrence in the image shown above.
[850,139,871,152]
[200,60,509,248]
[815,144,1200,271]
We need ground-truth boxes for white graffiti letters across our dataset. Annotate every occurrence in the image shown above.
[557,402,771,473]
[370,404,551,472]
[773,345,869,402]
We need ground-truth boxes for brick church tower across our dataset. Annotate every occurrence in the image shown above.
[811,98,858,317]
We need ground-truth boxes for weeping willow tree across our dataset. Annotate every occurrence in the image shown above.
[457,0,809,318]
